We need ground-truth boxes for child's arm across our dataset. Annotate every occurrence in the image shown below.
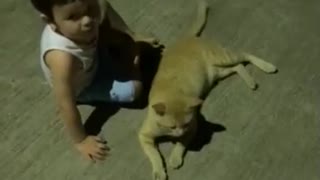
[46,51,86,143]
[46,50,108,162]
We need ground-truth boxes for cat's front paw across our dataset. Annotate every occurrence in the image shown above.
[153,168,167,180]
[168,153,184,169]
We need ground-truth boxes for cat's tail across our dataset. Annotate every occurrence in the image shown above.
[186,0,209,37]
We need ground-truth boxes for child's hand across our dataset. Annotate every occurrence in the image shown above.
[75,135,109,162]
[138,37,160,46]
[131,34,163,66]
[132,34,160,47]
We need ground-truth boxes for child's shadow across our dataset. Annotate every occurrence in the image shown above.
[83,104,120,135]
[83,42,163,135]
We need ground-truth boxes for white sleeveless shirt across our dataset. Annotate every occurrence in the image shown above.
[39,0,108,96]
[40,25,98,96]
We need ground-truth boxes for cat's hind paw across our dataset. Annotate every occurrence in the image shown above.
[153,168,167,180]
[263,63,278,74]
[168,153,184,169]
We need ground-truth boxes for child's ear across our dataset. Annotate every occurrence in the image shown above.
[152,102,166,116]
[40,14,49,23]
[40,14,57,31]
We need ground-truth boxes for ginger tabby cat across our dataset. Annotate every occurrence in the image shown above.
[138,1,277,180]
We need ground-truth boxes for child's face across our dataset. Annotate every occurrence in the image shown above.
[50,0,100,45]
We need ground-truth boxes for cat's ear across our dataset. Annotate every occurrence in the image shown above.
[188,98,203,109]
[152,102,166,116]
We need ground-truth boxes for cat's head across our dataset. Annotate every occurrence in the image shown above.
[151,96,203,137]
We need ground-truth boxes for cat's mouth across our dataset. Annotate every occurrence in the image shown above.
[170,129,185,137]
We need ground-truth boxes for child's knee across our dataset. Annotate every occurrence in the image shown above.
[132,80,143,100]
[110,80,143,103]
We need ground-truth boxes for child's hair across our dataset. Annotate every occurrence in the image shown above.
[30,0,77,20]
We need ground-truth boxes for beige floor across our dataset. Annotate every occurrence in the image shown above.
[0,0,319,180]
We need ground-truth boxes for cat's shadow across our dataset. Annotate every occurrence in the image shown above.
[188,113,226,151]
[157,113,226,152]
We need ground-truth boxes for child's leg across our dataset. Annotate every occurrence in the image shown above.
[76,50,143,105]
[76,79,143,105]
[109,80,142,102]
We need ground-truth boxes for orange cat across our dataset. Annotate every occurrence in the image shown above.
[138,1,277,180]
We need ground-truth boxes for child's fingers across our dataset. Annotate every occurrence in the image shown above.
[92,151,106,161]
[94,136,107,144]
[146,38,159,45]
[152,43,162,49]
[96,149,109,156]
[93,137,111,151]
[101,145,111,151]
[88,154,96,163]
[97,143,110,151]
[135,35,159,45]
[152,38,160,44]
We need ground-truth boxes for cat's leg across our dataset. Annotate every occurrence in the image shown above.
[139,132,167,180]
[241,53,277,73]
[233,64,258,90]
[217,64,257,90]
[211,50,277,74]
[168,120,197,169]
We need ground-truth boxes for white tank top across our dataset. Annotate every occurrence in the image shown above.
[40,0,108,96]
[40,25,97,96]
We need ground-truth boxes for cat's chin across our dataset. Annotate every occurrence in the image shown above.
[169,130,185,137]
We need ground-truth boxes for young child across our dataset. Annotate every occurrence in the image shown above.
[30,0,158,162]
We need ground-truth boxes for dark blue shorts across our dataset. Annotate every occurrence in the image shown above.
[76,50,137,104]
